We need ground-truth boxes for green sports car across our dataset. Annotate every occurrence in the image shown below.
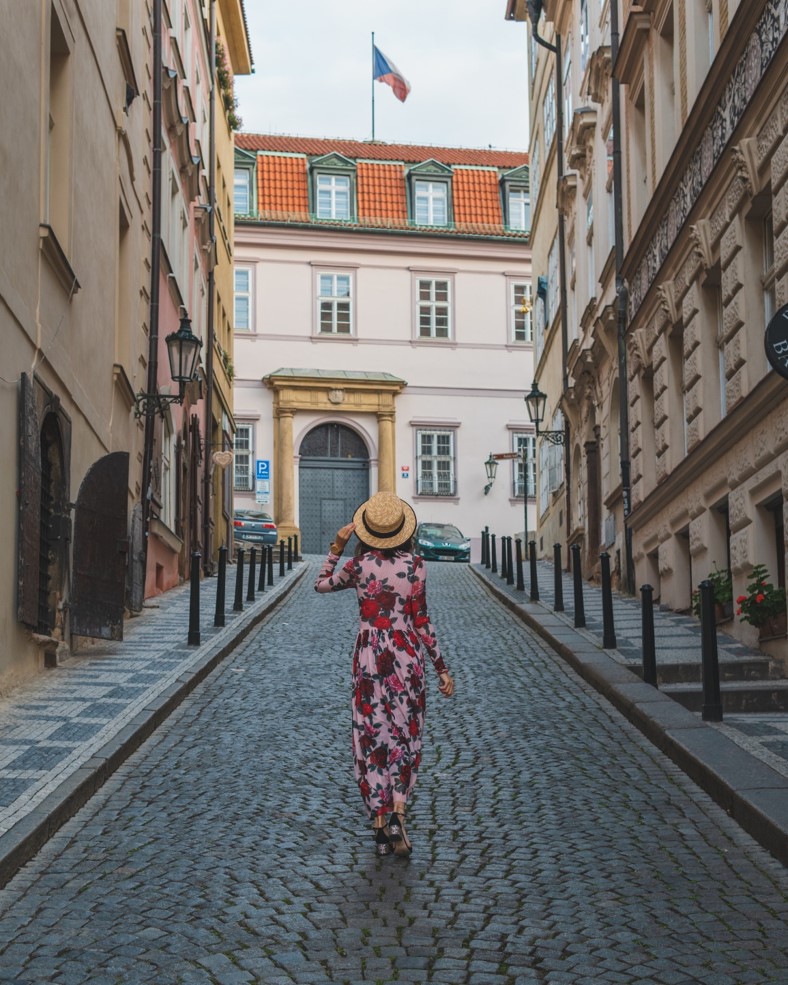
[414,523,471,562]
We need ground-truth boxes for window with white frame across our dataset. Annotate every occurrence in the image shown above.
[234,169,253,214]
[234,266,252,330]
[414,180,449,226]
[317,272,352,334]
[547,235,559,324]
[416,429,456,496]
[530,30,538,85]
[580,0,590,70]
[417,278,451,339]
[514,433,536,498]
[563,38,573,139]
[549,412,564,492]
[233,423,254,491]
[544,76,556,147]
[512,282,533,343]
[508,187,530,232]
[530,140,541,211]
[586,192,595,300]
[316,173,351,220]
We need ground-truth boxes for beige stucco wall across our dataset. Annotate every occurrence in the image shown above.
[0,0,150,692]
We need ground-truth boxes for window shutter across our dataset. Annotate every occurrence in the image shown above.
[17,374,41,627]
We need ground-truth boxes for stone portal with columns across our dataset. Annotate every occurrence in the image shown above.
[263,369,407,543]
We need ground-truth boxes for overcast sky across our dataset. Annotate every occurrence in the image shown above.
[234,1,529,151]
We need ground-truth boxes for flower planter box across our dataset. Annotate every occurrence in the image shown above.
[759,611,787,641]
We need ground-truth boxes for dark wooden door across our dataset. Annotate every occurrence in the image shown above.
[71,452,130,640]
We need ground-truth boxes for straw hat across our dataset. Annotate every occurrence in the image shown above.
[353,492,417,550]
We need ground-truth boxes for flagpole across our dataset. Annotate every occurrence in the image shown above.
[371,31,376,141]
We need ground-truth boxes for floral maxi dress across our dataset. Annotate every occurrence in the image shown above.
[314,549,448,819]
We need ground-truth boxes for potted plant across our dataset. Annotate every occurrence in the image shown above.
[691,564,733,623]
[736,564,787,638]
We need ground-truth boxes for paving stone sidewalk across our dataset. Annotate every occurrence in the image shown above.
[473,560,788,866]
[0,559,306,886]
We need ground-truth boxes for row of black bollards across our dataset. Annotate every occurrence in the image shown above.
[185,539,301,646]
[481,528,724,721]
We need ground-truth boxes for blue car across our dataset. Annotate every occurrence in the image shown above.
[233,509,278,551]
[414,523,470,562]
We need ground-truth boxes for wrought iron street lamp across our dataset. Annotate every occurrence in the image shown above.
[483,453,498,495]
[524,380,564,445]
[134,314,203,418]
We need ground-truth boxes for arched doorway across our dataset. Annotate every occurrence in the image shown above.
[299,423,370,553]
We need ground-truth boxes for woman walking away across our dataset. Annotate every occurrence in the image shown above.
[314,492,454,856]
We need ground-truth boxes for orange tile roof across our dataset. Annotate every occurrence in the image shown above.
[238,134,529,238]
[258,152,308,220]
[237,133,527,169]
[453,168,504,228]
[357,162,407,222]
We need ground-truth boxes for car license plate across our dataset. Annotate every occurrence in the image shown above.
[438,554,454,560]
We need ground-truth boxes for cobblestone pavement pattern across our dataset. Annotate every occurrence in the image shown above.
[0,561,786,985]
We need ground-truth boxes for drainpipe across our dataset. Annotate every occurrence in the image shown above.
[141,0,163,579]
[527,2,573,551]
[611,0,635,594]
[203,0,217,573]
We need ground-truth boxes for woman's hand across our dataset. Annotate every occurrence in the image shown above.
[334,522,355,552]
[438,671,454,697]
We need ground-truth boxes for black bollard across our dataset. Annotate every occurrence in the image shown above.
[481,529,487,567]
[294,534,300,561]
[500,536,508,580]
[600,552,617,648]
[571,544,586,628]
[529,540,539,601]
[553,544,564,611]
[267,544,274,586]
[279,539,285,577]
[188,550,201,645]
[287,536,293,570]
[214,545,227,627]
[506,536,515,586]
[515,538,525,591]
[491,534,498,574]
[641,584,657,686]
[699,580,723,721]
[258,543,266,591]
[233,548,245,612]
[246,547,257,603]
[484,527,490,567]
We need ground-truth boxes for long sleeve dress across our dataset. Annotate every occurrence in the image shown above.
[314,548,448,819]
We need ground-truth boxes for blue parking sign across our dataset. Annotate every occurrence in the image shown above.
[256,459,270,480]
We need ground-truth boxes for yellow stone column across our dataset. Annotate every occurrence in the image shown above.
[377,411,396,492]
[275,408,298,541]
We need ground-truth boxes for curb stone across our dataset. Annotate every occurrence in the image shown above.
[0,564,308,888]
[471,564,788,867]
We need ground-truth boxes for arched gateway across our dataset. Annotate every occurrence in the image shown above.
[299,424,370,553]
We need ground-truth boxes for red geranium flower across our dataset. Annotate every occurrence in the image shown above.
[756,593,765,603]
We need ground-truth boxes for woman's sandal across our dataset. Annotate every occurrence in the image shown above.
[387,812,412,856]
[372,820,391,856]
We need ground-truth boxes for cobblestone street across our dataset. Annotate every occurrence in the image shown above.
[0,561,786,984]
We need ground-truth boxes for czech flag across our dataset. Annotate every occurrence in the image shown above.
[373,45,411,103]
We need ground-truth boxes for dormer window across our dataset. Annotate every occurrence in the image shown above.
[500,165,530,233]
[233,147,257,216]
[310,153,356,221]
[317,173,350,220]
[408,160,453,227]
[414,180,448,226]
